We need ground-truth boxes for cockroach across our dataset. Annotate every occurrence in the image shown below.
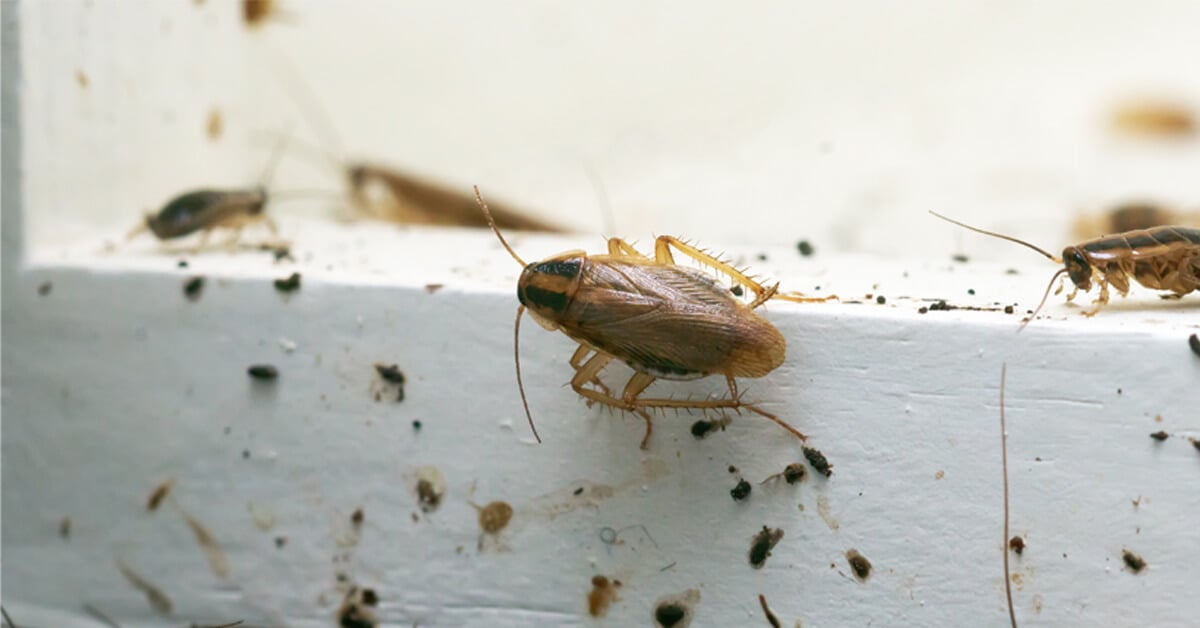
[476,186,834,449]
[930,211,1200,323]
[126,131,296,250]
[272,65,568,232]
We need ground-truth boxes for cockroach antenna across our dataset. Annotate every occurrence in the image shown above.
[929,211,1062,263]
[1019,268,1069,332]
[1000,363,1018,628]
[474,185,540,443]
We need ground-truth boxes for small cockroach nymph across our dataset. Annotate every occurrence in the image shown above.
[930,211,1200,323]
[477,186,834,449]
[126,131,295,250]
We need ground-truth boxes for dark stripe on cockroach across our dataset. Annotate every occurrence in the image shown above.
[523,285,569,313]
[1083,226,1200,255]
[532,260,582,279]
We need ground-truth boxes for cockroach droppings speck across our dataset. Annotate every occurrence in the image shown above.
[748,526,784,569]
[1189,333,1200,357]
[731,479,752,501]
[803,446,833,477]
[1150,431,1169,442]
[783,463,807,484]
[183,276,205,301]
[273,272,301,293]
[1009,536,1025,555]
[247,364,278,380]
[587,575,620,617]
[846,548,872,581]
[1122,549,1146,573]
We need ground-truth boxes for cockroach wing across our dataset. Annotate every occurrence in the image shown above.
[557,259,786,380]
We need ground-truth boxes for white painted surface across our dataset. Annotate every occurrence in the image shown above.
[4,2,1200,628]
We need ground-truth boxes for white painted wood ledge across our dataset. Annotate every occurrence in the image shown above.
[3,2,1200,628]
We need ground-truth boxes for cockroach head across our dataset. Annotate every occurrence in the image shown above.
[517,252,585,322]
[1062,246,1092,290]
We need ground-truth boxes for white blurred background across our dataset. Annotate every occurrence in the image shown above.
[17,0,1200,258]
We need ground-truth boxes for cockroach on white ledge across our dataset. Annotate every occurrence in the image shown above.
[126,131,296,251]
[476,186,835,449]
[930,211,1200,324]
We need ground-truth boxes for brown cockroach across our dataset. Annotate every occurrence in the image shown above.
[126,131,295,250]
[476,186,834,449]
[272,64,568,232]
[930,211,1200,322]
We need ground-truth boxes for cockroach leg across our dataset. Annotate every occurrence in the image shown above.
[570,352,654,447]
[620,371,657,404]
[606,237,649,259]
[1082,280,1112,317]
[569,344,613,403]
[654,236,768,299]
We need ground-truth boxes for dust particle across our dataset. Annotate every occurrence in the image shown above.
[177,506,231,579]
[1112,101,1196,138]
[587,575,620,617]
[59,516,71,539]
[351,507,364,527]
[935,470,945,480]
[749,526,784,569]
[731,479,752,501]
[424,283,444,294]
[247,364,278,380]
[37,281,52,296]
[415,466,446,512]
[146,480,174,512]
[783,463,807,484]
[243,0,277,27]
[183,276,205,301]
[116,559,173,615]
[273,272,301,293]
[478,501,514,534]
[846,548,872,581]
[274,536,287,548]
[76,69,89,88]
[803,446,833,477]
[206,109,222,140]
[1150,430,1169,442]
[1122,548,1146,573]
[1009,536,1025,555]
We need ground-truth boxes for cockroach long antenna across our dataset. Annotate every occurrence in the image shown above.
[929,211,1062,264]
[257,121,296,189]
[513,305,541,443]
[474,186,527,266]
[1017,268,1068,333]
[581,160,618,237]
[267,49,346,163]
[1000,363,1018,628]
[1,605,16,628]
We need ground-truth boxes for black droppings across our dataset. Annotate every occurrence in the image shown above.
[929,300,950,311]
[375,363,406,384]
[756,253,768,262]
[875,295,886,304]
[730,284,744,297]
[952,254,969,263]
[783,463,807,484]
[1009,536,1025,555]
[247,364,278,380]
[918,306,929,314]
[731,479,752,501]
[846,548,872,580]
[1004,305,1015,314]
[351,508,364,527]
[654,603,686,627]
[1150,431,1169,442]
[796,240,814,257]
[967,288,976,295]
[1189,333,1200,357]
[360,588,378,607]
[183,276,205,301]
[803,446,833,477]
[1122,549,1146,573]
[748,526,784,569]
[37,281,52,296]
[273,272,301,293]
[177,259,189,268]
[412,420,422,431]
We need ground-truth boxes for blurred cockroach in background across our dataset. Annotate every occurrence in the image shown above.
[1072,202,1200,240]
[271,61,568,232]
[476,186,834,449]
[931,211,1200,323]
[126,130,300,251]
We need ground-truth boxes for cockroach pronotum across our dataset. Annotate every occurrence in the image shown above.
[476,186,834,449]
[930,211,1200,323]
[126,131,295,250]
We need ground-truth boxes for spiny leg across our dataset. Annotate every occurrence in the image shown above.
[607,237,648,259]
[569,345,612,403]
[1082,279,1111,317]
[654,235,838,305]
[569,353,654,448]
